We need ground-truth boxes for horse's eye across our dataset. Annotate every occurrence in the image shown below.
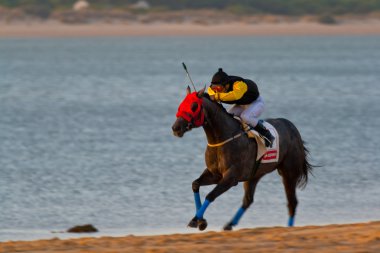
[191,102,198,112]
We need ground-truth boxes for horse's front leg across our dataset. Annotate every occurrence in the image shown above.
[188,169,221,230]
[190,169,238,231]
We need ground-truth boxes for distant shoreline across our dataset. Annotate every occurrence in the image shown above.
[0,221,379,252]
[1,20,380,38]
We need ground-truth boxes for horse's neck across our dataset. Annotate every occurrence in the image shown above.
[202,98,240,143]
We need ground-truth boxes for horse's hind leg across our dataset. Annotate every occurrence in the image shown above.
[224,177,262,231]
[279,166,299,227]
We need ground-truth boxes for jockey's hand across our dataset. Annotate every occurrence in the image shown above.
[209,94,216,101]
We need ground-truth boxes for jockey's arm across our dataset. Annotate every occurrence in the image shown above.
[212,81,248,102]
[207,86,216,96]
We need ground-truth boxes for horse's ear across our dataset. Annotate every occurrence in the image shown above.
[186,86,191,95]
[197,85,206,98]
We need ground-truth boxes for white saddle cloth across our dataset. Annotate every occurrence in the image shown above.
[243,121,280,163]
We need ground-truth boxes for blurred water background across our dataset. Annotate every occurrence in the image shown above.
[0,36,379,241]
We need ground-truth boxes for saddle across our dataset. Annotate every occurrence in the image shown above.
[235,117,279,163]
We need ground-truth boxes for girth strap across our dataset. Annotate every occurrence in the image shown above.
[249,157,262,181]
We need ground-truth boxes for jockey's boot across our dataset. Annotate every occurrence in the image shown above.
[253,120,275,148]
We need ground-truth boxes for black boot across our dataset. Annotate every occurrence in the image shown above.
[253,120,274,148]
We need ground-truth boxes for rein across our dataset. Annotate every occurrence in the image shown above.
[207,133,243,147]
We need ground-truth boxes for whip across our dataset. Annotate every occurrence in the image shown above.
[182,62,197,92]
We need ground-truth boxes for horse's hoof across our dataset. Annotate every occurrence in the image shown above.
[188,217,198,228]
[223,223,233,231]
[198,219,208,231]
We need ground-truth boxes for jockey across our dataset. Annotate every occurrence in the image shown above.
[207,68,274,148]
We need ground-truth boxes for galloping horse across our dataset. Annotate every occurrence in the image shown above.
[172,86,313,231]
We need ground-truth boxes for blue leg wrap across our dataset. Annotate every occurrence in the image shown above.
[231,207,246,226]
[196,199,210,219]
[288,216,295,227]
[194,192,202,211]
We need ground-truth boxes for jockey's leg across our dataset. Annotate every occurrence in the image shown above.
[241,97,274,147]
[228,104,244,117]
[254,120,275,148]
[240,96,265,127]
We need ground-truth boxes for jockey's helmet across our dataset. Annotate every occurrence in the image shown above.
[211,68,229,86]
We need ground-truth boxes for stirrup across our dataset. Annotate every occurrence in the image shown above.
[262,135,273,148]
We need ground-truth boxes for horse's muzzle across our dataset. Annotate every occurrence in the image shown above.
[173,130,184,137]
[172,117,189,137]
[172,126,185,137]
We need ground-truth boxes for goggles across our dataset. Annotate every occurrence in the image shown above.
[211,84,224,92]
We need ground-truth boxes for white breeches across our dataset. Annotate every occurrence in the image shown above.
[228,96,265,127]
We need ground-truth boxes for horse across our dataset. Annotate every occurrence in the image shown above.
[171,86,313,231]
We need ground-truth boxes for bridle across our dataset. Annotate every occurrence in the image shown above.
[176,92,205,130]
[176,92,243,148]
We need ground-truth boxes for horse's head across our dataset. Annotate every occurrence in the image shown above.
[172,86,206,137]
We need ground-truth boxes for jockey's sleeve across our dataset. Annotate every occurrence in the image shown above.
[207,86,216,96]
[216,81,248,102]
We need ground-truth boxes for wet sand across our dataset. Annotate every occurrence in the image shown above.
[1,21,380,37]
[0,221,379,253]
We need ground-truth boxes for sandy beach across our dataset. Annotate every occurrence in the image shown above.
[0,221,379,253]
[1,21,380,37]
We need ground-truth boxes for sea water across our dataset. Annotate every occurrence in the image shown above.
[0,36,379,241]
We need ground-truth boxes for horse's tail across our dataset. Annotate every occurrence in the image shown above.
[296,140,314,189]
[277,118,314,189]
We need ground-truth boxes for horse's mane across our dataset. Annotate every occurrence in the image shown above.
[202,93,242,126]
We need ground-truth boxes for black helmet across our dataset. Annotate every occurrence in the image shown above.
[211,68,229,85]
